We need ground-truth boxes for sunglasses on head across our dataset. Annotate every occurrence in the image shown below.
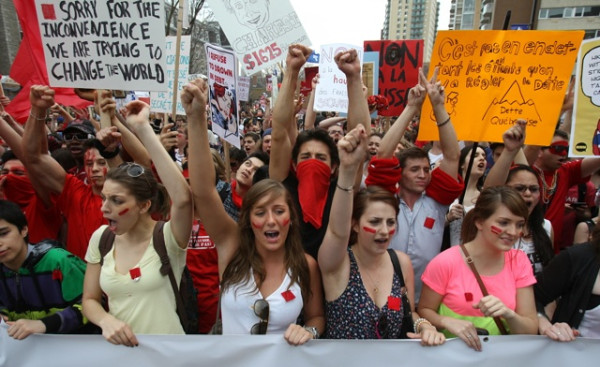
[250,299,269,335]
[118,162,153,188]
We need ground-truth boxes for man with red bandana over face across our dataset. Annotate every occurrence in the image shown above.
[525,129,600,252]
[269,45,371,259]
[21,86,118,259]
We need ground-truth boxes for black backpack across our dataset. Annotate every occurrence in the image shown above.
[98,221,199,334]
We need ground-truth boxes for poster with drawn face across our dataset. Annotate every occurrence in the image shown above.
[206,0,310,75]
[205,43,240,148]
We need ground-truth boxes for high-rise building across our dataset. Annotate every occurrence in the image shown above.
[449,0,482,30]
[536,1,600,39]
[382,0,440,62]
[0,0,20,75]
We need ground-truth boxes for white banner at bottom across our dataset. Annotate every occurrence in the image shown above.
[1,325,599,367]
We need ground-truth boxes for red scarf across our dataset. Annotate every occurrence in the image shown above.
[295,159,331,229]
[365,156,402,194]
[230,180,243,208]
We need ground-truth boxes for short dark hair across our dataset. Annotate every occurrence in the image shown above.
[397,147,429,168]
[553,129,569,140]
[0,200,28,236]
[246,151,270,166]
[292,129,339,168]
[244,132,261,143]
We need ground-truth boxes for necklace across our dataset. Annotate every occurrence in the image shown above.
[354,250,381,294]
[534,166,558,204]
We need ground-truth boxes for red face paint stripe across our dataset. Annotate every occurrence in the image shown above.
[362,226,377,233]
[282,219,290,227]
[388,229,396,236]
[251,221,262,229]
[118,208,130,216]
[490,225,503,235]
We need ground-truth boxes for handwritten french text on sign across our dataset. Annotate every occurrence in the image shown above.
[205,43,240,148]
[35,0,167,91]
[570,37,600,157]
[150,36,190,115]
[314,44,363,113]
[364,40,423,117]
[206,0,310,75]
[418,30,583,145]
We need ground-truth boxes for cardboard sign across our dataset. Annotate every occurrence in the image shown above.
[364,40,423,116]
[206,0,310,75]
[237,76,251,102]
[35,0,166,91]
[205,43,240,148]
[418,30,583,145]
[314,44,363,113]
[362,51,380,100]
[570,37,600,157]
[150,36,190,115]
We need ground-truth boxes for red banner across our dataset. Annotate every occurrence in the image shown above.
[363,40,423,116]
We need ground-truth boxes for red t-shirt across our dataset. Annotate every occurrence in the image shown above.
[536,160,588,253]
[186,219,219,334]
[53,175,106,260]
[2,174,62,243]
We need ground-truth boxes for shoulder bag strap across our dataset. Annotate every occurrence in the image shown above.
[460,244,508,335]
[98,226,116,266]
[387,249,405,288]
[151,221,189,330]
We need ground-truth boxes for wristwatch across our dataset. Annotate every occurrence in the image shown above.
[303,326,319,339]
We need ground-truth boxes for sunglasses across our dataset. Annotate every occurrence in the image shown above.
[119,162,153,188]
[64,132,94,141]
[543,144,569,156]
[250,299,269,335]
[510,184,540,194]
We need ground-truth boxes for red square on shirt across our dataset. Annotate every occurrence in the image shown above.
[388,296,401,311]
[281,290,295,302]
[424,217,435,229]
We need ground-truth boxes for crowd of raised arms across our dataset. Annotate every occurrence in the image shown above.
[2,44,600,351]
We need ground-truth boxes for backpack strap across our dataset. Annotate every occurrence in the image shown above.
[387,249,405,288]
[99,226,116,266]
[151,221,189,331]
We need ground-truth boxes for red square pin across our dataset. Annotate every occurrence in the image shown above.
[281,290,295,302]
[424,217,435,229]
[129,267,141,281]
[388,296,401,311]
[41,4,56,20]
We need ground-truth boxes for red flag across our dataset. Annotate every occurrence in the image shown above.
[5,0,91,123]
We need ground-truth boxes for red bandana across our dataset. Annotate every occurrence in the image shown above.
[230,180,243,208]
[365,156,402,194]
[295,159,331,229]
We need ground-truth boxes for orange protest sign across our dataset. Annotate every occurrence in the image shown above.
[418,30,584,145]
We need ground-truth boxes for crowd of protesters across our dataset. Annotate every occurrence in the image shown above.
[1,43,599,350]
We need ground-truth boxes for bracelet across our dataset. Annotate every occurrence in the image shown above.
[437,116,451,128]
[29,111,47,121]
[336,183,353,192]
[413,318,433,333]
[303,326,319,339]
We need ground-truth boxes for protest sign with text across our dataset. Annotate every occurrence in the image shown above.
[205,43,240,148]
[364,40,423,116]
[150,36,190,115]
[237,76,251,102]
[418,30,583,145]
[314,44,363,113]
[570,37,600,157]
[35,0,167,91]
[206,0,310,75]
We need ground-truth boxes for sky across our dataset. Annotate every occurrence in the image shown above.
[290,0,452,50]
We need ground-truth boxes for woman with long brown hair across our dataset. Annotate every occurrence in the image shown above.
[419,186,538,351]
[183,78,324,345]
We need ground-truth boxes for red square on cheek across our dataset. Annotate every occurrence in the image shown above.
[41,4,57,20]
[424,217,435,229]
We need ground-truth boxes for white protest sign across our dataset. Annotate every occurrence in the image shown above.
[237,76,251,102]
[314,44,363,113]
[206,0,310,75]
[150,36,191,115]
[35,0,166,91]
[205,43,240,148]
